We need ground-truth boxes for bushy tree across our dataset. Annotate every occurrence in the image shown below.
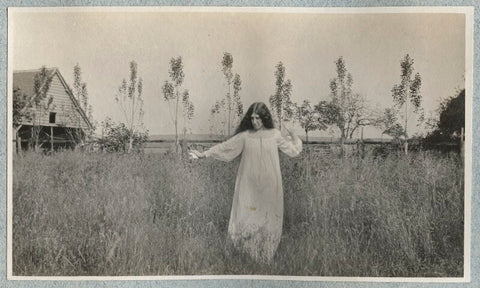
[438,89,465,139]
[296,100,328,143]
[99,117,148,153]
[424,89,465,143]
[327,57,372,156]
[329,57,372,139]
[377,108,406,140]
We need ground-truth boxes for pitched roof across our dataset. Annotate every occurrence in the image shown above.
[13,68,93,130]
[13,68,57,97]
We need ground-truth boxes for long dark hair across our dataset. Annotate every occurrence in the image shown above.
[234,102,274,135]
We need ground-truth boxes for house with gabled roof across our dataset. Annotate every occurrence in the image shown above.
[13,67,93,151]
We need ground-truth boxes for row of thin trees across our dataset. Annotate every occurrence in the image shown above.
[14,53,429,155]
[208,53,425,157]
[266,54,424,156]
[92,51,464,156]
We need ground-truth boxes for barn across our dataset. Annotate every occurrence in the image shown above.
[13,67,93,152]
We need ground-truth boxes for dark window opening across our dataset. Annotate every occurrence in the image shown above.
[49,112,56,124]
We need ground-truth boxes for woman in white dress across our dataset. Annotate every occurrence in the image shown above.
[191,102,302,263]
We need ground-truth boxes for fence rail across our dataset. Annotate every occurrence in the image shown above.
[12,137,462,155]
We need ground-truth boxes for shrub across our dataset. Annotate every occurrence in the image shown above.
[98,117,148,153]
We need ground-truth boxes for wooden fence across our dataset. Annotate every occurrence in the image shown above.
[12,134,463,156]
[142,138,462,156]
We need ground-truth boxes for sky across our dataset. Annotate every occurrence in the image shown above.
[9,8,466,138]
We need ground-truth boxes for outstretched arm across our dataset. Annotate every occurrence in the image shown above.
[191,132,245,162]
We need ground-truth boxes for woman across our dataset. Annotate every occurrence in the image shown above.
[191,102,302,263]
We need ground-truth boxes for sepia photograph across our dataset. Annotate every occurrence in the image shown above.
[7,6,472,281]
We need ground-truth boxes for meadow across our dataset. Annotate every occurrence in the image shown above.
[12,148,464,277]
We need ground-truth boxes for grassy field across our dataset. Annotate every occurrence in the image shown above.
[12,149,464,277]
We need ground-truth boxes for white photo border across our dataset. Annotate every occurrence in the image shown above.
[2,2,477,287]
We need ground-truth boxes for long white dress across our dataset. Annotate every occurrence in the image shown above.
[205,128,302,262]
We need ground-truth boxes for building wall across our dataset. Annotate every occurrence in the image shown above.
[22,73,89,129]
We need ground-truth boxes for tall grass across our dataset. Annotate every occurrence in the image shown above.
[12,150,463,276]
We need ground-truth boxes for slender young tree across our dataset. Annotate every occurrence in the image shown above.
[222,53,234,136]
[220,53,243,136]
[115,61,145,153]
[295,100,328,181]
[269,62,294,130]
[209,99,226,138]
[210,53,243,137]
[181,90,195,135]
[13,66,54,152]
[67,63,94,146]
[13,87,30,127]
[163,56,190,152]
[391,54,423,154]
[31,67,54,151]
[232,73,243,128]
[73,64,92,120]
[13,87,30,153]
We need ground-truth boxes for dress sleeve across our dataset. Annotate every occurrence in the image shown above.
[204,132,245,162]
[276,130,303,157]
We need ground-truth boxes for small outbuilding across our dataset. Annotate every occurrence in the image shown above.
[13,67,93,152]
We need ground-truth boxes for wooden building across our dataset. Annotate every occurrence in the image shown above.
[13,68,93,151]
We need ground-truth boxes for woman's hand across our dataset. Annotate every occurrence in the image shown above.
[282,124,299,141]
[189,149,206,159]
[282,124,295,138]
[283,125,293,137]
